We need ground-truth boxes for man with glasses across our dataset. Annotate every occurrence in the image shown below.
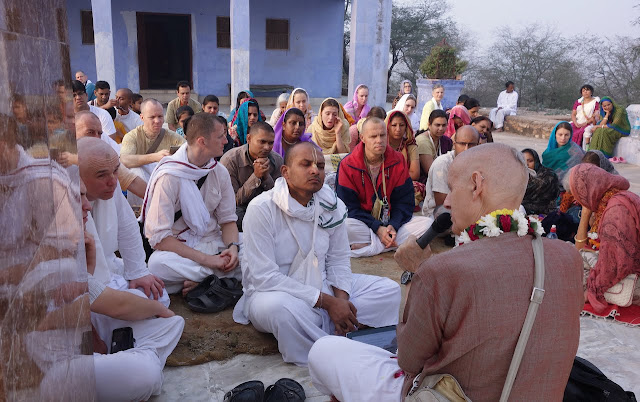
[423,125,480,218]
[71,80,119,152]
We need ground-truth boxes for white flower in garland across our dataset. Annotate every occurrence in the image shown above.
[588,232,598,240]
[478,214,502,237]
[512,209,529,237]
[456,231,472,245]
[527,215,545,236]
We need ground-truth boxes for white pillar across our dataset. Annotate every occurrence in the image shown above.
[348,0,392,107]
[122,11,139,92]
[91,0,116,90]
[230,0,250,111]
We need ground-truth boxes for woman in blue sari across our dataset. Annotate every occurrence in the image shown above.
[542,121,584,190]
[229,98,262,145]
[588,96,630,157]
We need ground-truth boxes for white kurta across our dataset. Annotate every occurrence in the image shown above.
[146,161,242,293]
[423,150,455,217]
[233,180,401,366]
[115,110,143,133]
[489,90,519,129]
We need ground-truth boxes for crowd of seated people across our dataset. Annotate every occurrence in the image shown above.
[9,73,638,401]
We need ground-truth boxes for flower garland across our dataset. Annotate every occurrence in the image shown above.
[456,209,545,245]
[586,188,621,251]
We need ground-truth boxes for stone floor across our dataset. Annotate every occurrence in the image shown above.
[152,131,640,401]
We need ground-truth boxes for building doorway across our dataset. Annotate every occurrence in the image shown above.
[137,13,192,89]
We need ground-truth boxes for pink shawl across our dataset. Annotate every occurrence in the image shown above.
[570,164,640,303]
[445,105,471,138]
[343,84,371,125]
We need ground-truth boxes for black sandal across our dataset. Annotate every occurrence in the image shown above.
[223,380,264,402]
[184,274,218,302]
[264,378,306,402]
[186,276,243,313]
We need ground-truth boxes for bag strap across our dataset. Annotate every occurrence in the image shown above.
[145,129,166,154]
[499,233,546,402]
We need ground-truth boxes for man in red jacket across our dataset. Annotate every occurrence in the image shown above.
[336,117,432,257]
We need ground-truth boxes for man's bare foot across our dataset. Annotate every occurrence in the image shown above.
[182,280,198,296]
[330,396,340,402]
[350,243,369,250]
[495,127,504,132]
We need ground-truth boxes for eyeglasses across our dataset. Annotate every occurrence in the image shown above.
[454,141,478,148]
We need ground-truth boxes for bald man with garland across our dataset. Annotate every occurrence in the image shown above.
[78,137,168,305]
[308,143,583,401]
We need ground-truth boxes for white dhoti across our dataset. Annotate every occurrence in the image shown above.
[242,274,400,366]
[346,216,432,258]
[308,335,404,402]
[26,289,184,401]
[107,271,170,307]
[90,290,185,401]
[148,238,243,294]
[582,124,595,151]
[127,164,155,207]
[489,107,516,129]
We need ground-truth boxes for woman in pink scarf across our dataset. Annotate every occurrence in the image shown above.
[569,163,640,312]
[444,105,471,137]
[343,85,370,125]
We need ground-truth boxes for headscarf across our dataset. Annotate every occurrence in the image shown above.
[445,105,471,138]
[344,84,371,125]
[287,88,314,129]
[308,98,351,154]
[272,107,314,158]
[233,98,263,145]
[393,94,420,133]
[599,96,631,135]
[541,121,584,186]
[385,110,416,163]
[521,148,560,215]
[588,150,618,175]
[569,164,640,302]
[228,89,255,122]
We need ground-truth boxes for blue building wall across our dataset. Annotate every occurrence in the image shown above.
[66,0,344,98]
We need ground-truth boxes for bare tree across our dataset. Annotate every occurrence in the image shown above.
[588,37,640,105]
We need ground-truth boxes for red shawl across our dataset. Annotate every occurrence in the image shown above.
[445,105,471,138]
[570,164,640,304]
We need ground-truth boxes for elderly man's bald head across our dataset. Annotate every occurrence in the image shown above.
[452,125,481,155]
[445,143,529,233]
[75,111,102,139]
[78,137,120,201]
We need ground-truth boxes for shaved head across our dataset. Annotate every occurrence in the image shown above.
[75,111,102,139]
[78,137,120,200]
[116,88,133,99]
[284,141,322,167]
[282,141,325,204]
[445,143,529,233]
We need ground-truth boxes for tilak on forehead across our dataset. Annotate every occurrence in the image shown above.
[77,137,120,175]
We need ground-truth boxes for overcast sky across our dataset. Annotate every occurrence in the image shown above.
[428,0,639,51]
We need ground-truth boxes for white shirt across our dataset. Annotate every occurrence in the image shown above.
[239,181,352,309]
[115,109,143,133]
[496,90,519,112]
[89,104,117,137]
[423,150,455,217]
[91,188,150,281]
[144,163,237,248]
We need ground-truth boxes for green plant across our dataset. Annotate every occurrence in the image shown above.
[419,39,467,79]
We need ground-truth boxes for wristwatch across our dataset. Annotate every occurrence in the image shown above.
[400,270,414,285]
[227,242,241,252]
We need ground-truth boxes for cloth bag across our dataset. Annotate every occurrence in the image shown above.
[406,234,547,402]
[604,274,639,307]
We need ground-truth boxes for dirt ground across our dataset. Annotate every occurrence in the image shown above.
[166,236,451,367]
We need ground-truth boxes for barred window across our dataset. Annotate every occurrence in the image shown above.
[266,19,289,50]
[217,16,230,48]
[81,10,94,44]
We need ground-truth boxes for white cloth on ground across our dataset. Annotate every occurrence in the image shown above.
[308,335,404,402]
[346,216,432,258]
[233,178,400,365]
[423,150,455,217]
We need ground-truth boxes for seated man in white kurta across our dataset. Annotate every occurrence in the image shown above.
[233,142,401,366]
[489,81,519,131]
[144,113,241,294]
[78,137,168,306]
